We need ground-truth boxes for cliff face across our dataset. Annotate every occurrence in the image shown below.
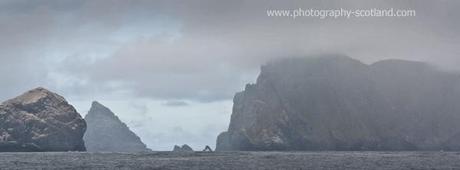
[0,87,86,152]
[83,101,151,152]
[216,56,460,151]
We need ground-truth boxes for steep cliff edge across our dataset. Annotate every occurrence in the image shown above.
[217,56,460,151]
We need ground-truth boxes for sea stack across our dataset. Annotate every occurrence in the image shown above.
[216,56,460,151]
[0,87,86,152]
[83,101,151,152]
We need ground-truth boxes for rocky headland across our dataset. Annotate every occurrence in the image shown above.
[217,56,460,151]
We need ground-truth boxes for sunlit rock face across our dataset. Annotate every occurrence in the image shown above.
[0,87,86,152]
[217,56,460,151]
[84,101,151,152]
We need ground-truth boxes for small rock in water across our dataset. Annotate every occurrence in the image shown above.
[173,144,194,152]
[203,145,213,152]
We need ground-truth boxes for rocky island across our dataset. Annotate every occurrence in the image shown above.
[0,87,86,152]
[84,101,151,152]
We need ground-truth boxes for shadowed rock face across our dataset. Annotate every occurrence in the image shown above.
[216,56,460,151]
[83,101,151,152]
[0,87,86,152]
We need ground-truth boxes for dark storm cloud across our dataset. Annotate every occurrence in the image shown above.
[0,0,459,102]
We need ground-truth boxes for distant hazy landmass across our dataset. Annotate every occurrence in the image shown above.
[84,101,151,152]
[0,87,86,152]
[217,55,460,151]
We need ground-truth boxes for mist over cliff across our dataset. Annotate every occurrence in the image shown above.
[217,56,460,151]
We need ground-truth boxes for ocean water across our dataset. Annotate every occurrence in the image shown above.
[1,151,459,170]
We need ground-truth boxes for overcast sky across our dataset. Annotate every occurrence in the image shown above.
[0,0,459,150]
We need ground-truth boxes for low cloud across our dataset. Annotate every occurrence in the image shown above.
[163,101,189,107]
[1,0,459,102]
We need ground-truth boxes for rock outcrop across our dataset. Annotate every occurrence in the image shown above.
[83,101,151,152]
[172,144,194,152]
[216,55,460,151]
[0,87,86,152]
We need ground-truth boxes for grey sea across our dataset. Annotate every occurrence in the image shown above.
[1,151,460,170]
